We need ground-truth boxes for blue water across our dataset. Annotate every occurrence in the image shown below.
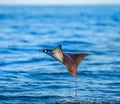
[0,5,120,104]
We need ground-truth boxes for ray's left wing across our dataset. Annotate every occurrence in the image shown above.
[42,45,64,64]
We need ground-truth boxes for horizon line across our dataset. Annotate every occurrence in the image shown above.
[0,3,120,6]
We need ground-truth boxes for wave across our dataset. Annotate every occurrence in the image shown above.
[0,95,119,104]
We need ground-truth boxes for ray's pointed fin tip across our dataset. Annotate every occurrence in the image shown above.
[82,53,90,57]
[57,44,62,48]
[83,53,91,58]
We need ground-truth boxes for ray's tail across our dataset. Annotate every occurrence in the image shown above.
[75,77,78,98]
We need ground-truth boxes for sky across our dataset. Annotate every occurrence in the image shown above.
[0,0,120,5]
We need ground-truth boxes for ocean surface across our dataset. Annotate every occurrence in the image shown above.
[0,5,120,104]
